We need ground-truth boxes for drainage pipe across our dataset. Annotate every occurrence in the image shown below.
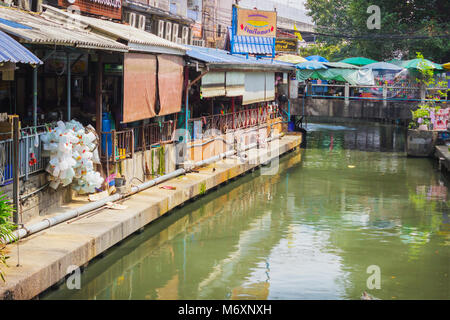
[5,134,282,244]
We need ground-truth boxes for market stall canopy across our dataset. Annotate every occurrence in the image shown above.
[305,55,328,62]
[387,58,443,71]
[297,68,375,85]
[323,62,360,69]
[296,61,327,70]
[362,62,404,71]
[0,6,128,52]
[0,30,42,65]
[339,57,378,66]
[42,5,185,55]
[275,54,307,64]
[400,59,444,70]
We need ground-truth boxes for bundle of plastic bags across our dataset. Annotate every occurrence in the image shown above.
[42,120,104,194]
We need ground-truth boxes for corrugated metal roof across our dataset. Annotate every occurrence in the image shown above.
[42,5,186,55]
[0,7,128,52]
[0,29,42,64]
[185,45,294,71]
[229,28,274,56]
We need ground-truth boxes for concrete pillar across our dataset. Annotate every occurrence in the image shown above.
[345,83,349,107]
[383,83,387,107]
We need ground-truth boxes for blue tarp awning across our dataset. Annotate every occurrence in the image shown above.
[0,29,42,65]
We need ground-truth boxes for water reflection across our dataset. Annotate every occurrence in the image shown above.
[43,123,449,300]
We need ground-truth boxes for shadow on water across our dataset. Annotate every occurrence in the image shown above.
[43,123,450,300]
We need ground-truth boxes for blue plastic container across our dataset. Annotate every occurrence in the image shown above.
[288,121,295,132]
[102,112,113,157]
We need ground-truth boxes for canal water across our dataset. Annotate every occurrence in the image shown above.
[43,123,449,300]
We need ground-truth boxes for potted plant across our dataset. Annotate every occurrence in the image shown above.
[406,53,448,157]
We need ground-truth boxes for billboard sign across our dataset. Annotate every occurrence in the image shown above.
[275,38,298,53]
[236,8,277,37]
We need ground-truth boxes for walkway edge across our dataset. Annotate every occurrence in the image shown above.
[0,135,301,300]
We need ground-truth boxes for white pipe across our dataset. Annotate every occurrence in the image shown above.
[5,134,282,244]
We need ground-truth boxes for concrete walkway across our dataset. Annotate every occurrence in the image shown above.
[0,134,301,300]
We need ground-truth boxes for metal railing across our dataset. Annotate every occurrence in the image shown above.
[188,106,280,141]
[102,129,134,163]
[302,83,448,102]
[102,121,175,162]
[0,129,48,186]
[135,121,175,151]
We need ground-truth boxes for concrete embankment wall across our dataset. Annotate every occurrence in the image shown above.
[290,97,417,122]
[0,134,301,300]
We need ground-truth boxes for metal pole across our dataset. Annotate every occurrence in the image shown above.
[67,53,71,121]
[12,116,20,224]
[33,67,37,127]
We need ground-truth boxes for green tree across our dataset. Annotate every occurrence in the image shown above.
[305,0,450,62]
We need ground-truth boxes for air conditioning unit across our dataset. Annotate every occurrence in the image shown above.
[138,15,146,30]
[172,23,179,43]
[158,20,165,38]
[128,12,137,28]
[181,26,189,44]
[165,21,172,41]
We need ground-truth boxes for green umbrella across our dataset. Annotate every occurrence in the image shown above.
[395,58,443,70]
[339,57,378,66]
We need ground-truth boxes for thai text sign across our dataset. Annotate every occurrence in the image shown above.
[236,8,276,37]
[275,38,298,53]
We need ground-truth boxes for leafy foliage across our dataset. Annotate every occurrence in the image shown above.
[0,191,16,282]
[299,42,347,61]
[305,0,450,62]
[409,52,448,130]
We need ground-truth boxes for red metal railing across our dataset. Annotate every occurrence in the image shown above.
[188,106,279,140]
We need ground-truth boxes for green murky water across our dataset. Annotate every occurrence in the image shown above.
[43,123,450,300]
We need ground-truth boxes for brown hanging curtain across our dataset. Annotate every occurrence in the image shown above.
[123,53,157,123]
[156,54,184,116]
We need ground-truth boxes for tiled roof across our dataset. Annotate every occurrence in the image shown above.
[42,5,186,54]
[0,7,128,52]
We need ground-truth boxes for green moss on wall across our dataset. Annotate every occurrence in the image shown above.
[199,182,206,195]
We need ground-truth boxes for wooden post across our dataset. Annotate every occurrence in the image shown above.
[96,54,103,158]
[12,116,20,224]
[67,52,71,121]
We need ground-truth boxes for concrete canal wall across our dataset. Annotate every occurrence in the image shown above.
[290,97,416,122]
[0,134,301,300]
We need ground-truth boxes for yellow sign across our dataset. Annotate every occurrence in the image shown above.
[294,24,303,41]
[237,8,277,37]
